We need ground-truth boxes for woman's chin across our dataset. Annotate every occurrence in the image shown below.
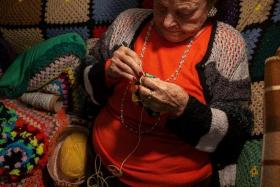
[160,31,190,43]
[163,35,187,43]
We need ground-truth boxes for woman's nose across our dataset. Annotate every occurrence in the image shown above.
[163,13,177,28]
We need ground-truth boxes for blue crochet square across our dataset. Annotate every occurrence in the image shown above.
[46,27,90,40]
[242,28,262,62]
[92,0,139,23]
[272,0,280,23]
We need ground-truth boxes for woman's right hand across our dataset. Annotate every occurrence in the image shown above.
[106,46,143,81]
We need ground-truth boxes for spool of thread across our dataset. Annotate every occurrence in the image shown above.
[261,55,280,187]
[20,92,63,113]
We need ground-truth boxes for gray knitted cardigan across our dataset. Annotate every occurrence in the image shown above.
[83,8,252,186]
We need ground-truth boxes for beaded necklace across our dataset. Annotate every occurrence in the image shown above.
[120,20,203,134]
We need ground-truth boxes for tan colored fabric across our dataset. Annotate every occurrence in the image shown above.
[0,28,43,53]
[237,0,274,31]
[45,0,90,24]
[249,81,264,135]
[0,0,41,25]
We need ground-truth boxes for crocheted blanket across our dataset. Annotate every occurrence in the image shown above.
[0,99,68,185]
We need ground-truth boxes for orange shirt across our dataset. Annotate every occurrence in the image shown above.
[93,21,213,187]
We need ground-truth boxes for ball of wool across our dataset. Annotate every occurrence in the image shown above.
[58,132,88,180]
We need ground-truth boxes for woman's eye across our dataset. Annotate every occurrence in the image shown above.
[176,12,192,18]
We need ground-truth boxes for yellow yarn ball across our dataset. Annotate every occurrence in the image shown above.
[58,132,88,180]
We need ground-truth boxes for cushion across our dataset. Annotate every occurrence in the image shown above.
[0,33,86,98]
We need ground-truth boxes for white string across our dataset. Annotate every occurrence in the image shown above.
[87,108,145,186]
[119,107,144,170]
[87,155,115,187]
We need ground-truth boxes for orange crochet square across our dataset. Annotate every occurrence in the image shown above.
[0,0,42,25]
[45,0,90,24]
[0,28,44,53]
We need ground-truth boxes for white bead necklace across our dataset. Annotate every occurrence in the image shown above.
[120,20,201,133]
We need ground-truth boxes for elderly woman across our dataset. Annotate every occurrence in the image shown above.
[83,0,251,186]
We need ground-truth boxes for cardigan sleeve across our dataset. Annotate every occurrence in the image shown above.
[165,23,252,168]
[82,24,115,105]
[166,96,252,167]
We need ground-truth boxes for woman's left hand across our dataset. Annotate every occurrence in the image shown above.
[138,76,189,116]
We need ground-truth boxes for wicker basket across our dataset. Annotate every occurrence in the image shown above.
[47,125,89,187]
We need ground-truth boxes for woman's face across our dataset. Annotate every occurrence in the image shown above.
[153,0,210,43]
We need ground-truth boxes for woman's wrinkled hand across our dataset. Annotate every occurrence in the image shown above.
[106,46,143,81]
[138,76,189,116]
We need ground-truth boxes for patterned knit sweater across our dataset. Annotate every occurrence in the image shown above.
[83,8,252,186]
